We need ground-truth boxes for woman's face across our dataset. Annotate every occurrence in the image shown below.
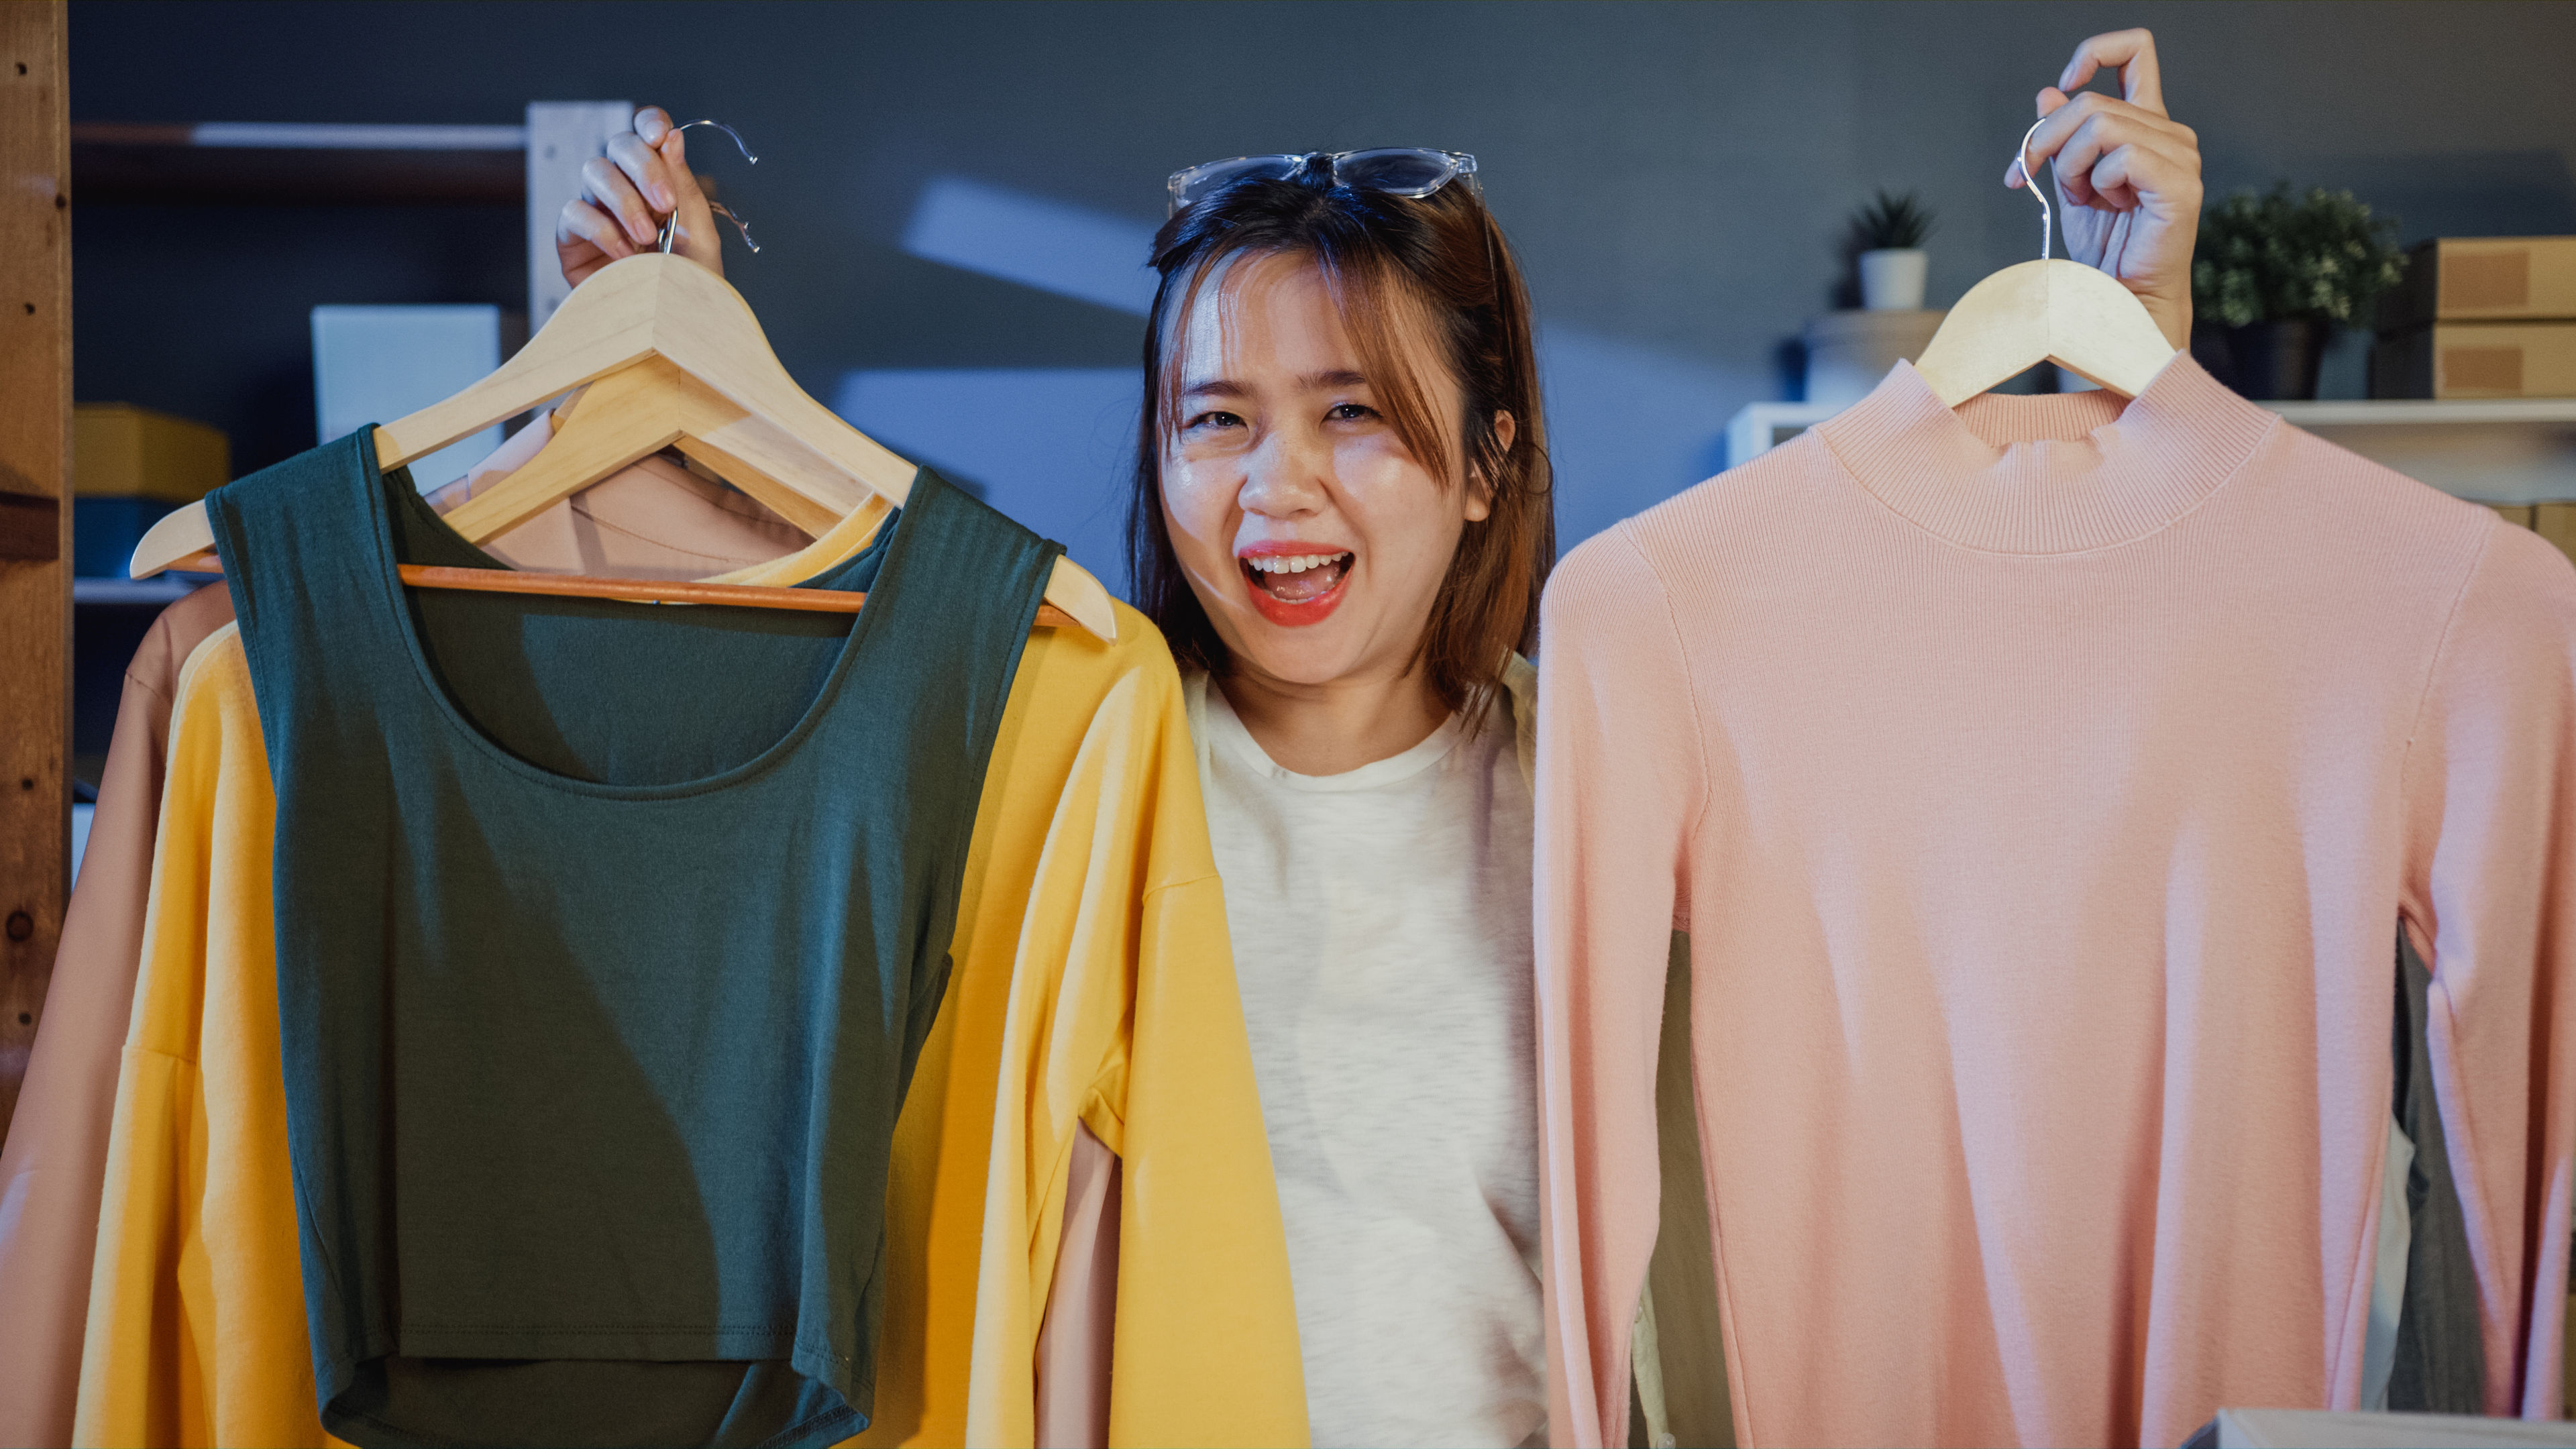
[1159,252,1493,692]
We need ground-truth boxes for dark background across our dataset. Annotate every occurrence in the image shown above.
[68,0,2576,574]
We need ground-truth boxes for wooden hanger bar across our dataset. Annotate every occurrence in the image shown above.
[435,358,868,542]
[156,546,1106,635]
[398,564,1079,627]
[370,254,919,496]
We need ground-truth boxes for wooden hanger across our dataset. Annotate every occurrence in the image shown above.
[1910,118,2176,409]
[1912,258,2175,406]
[131,252,1117,639]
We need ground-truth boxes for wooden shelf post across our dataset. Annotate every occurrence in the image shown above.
[0,0,72,1148]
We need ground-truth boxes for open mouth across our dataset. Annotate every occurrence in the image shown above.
[1240,549,1354,626]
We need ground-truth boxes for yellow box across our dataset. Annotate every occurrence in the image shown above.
[74,403,229,502]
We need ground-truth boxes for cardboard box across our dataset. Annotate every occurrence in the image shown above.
[2380,237,2576,331]
[73,403,228,502]
[2491,503,2576,572]
[2536,504,2576,568]
[2371,321,2576,399]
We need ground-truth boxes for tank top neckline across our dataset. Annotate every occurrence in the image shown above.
[355,439,915,803]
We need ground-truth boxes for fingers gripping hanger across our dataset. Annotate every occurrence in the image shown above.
[131,119,1117,639]
[1908,114,2175,408]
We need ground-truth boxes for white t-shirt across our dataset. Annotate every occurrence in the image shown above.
[1188,674,1544,1449]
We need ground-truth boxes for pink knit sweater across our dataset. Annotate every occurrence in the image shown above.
[1535,356,2576,1448]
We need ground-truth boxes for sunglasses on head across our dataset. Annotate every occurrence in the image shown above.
[1165,148,1480,215]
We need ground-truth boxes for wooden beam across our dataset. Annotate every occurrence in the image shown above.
[0,0,71,1150]
[0,490,60,561]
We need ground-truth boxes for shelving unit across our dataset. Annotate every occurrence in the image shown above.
[1725,396,2576,503]
[64,120,545,795]
[2270,399,2576,503]
[68,105,632,331]
[62,105,630,816]
[64,105,627,611]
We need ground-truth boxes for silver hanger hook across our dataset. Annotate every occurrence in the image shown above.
[2017,115,2053,262]
[656,119,762,256]
[672,118,758,165]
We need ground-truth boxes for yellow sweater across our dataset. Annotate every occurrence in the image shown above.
[75,597,1305,1447]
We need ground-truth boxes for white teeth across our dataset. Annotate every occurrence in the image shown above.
[1246,552,1348,574]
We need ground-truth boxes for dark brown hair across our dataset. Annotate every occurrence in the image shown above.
[1126,160,1554,722]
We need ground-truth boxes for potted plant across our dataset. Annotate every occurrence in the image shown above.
[2190,184,2408,400]
[1849,191,1935,311]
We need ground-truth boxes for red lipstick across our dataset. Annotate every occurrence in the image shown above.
[1236,540,1354,629]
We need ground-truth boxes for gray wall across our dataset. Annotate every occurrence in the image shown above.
[70,1,2576,582]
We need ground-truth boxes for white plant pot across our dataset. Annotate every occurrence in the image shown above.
[1859,248,1929,311]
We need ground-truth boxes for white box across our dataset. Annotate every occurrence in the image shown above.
[311,304,504,492]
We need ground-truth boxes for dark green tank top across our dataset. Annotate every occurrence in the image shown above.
[207,433,1058,1448]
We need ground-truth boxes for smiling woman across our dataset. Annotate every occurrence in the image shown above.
[1118,154,1565,1447]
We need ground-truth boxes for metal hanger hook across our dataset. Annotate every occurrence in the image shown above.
[2017,115,2053,262]
[656,119,762,256]
[671,118,758,166]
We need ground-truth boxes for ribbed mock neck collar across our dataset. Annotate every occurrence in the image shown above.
[1811,353,2277,555]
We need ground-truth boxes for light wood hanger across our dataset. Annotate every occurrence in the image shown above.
[131,251,1117,639]
[1911,118,2176,409]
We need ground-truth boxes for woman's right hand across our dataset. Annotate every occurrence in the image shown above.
[2012,30,2202,349]
[555,106,723,288]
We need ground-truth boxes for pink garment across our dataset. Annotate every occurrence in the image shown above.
[1535,357,2576,1449]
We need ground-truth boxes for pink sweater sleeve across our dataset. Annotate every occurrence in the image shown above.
[1536,527,1709,1449]
[2400,519,2576,1419]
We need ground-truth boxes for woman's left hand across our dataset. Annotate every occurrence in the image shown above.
[2011,28,2204,348]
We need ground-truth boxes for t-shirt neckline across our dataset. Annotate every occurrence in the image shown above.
[1202,678,1470,793]
[361,437,914,802]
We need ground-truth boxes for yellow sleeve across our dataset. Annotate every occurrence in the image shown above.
[847,623,1134,1449]
[963,659,1308,1448]
[74,629,341,1448]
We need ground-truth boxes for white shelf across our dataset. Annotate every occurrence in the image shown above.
[2266,399,2576,503]
[1724,402,1835,469]
[2267,398,2576,427]
[72,576,209,605]
[1723,396,2576,503]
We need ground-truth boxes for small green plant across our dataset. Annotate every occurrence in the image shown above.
[1849,190,1935,252]
[2191,184,2408,328]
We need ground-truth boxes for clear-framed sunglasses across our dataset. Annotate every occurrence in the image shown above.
[1165,148,1479,215]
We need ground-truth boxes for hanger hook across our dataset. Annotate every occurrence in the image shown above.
[2017,115,2053,262]
[671,118,758,166]
[655,119,762,256]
